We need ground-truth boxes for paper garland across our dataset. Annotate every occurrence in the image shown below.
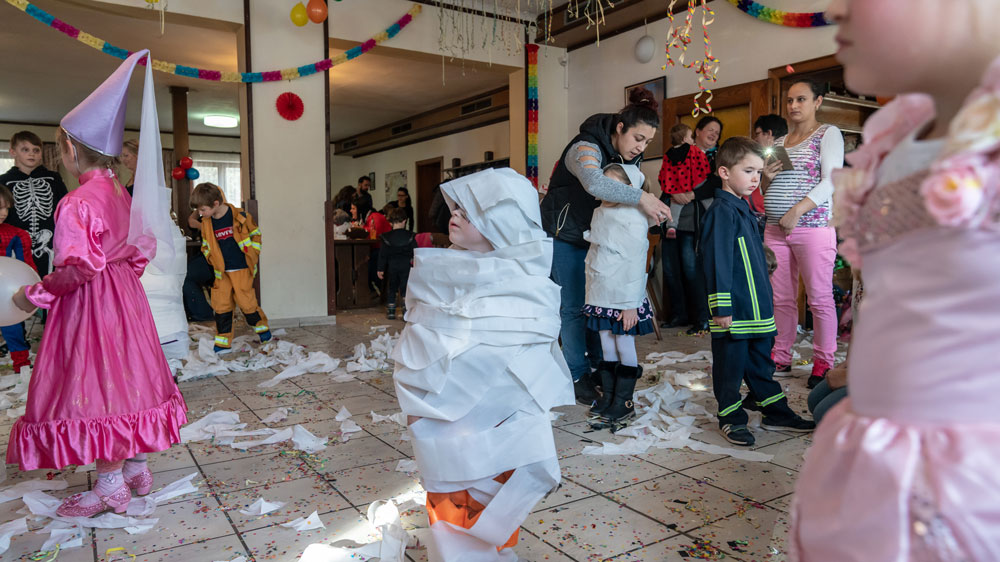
[725,0,830,28]
[3,0,421,83]
[526,44,539,189]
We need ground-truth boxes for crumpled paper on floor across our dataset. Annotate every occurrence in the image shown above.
[39,521,84,551]
[370,411,407,426]
[292,425,328,453]
[345,333,397,373]
[0,479,69,504]
[231,427,294,450]
[261,408,289,425]
[0,517,27,555]
[22,491,158,531]
[215,557,248,562]
[582,367,775,463]
[127,472,200,517]
[394,459,418,473]
[239,497,285,516]
[180,411,244,443]
[257,351,341,388]
[296,501,407,562]
[334,406,352,421]
[282,511,325,531]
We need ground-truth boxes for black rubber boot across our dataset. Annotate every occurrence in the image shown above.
[387,305,396,320]
[588,361,619,417]
[601,364,642,422]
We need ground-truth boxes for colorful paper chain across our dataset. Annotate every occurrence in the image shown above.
[726,0,829,27]
[662,0,719,117]
[526,43,539,188]
[3,0,421,83]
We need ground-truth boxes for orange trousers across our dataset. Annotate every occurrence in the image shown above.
[211,268,269,348]
[425,470,519,551]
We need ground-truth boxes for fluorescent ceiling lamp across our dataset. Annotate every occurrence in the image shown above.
[203,115,239,128]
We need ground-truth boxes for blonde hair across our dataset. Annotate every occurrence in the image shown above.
[122,139,139,156]
[56,127,121,193]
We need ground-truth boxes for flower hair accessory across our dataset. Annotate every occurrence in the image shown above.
[921,57,1000,226]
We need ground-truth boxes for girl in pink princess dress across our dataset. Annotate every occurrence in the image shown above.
[6,50,187,517]
[790,1,1000,560]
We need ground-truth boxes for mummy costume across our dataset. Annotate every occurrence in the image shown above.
[392,168,573,561]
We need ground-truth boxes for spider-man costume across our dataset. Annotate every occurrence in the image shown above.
[0,223,35,372]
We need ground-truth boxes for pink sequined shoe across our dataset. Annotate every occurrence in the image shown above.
[56,484,131,517]
[125,467,154,496]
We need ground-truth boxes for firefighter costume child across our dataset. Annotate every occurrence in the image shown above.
[190,183,271,352]
[701,137,814,447]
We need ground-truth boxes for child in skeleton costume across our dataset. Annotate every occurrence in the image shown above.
[583,164,656,424]
[392,167,573,561]
[0,131,68,277]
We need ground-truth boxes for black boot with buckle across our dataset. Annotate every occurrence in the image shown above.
[601,364,642,423]
[588,361,619,418]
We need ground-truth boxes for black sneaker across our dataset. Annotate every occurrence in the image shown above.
[761,416,816,433]
[574,376,599,406]
[806,375,824,389]
[721,424,755,446]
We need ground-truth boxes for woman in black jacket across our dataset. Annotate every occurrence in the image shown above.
[540,89,670,405]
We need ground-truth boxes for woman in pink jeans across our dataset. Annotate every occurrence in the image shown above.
[761,79,844,390]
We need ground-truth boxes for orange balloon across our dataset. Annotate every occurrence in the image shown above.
[307,0,328,24]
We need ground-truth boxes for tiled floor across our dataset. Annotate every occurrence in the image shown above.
[0,310,830,562]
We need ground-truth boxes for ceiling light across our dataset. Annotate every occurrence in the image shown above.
[203,115,239,128]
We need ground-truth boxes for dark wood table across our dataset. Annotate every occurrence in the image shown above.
[334,238,377,310]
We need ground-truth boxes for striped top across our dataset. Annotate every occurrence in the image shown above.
[763,124,844,228]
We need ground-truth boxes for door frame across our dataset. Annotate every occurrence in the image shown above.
[415,156,444,232]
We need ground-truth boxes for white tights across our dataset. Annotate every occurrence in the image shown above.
[598,331,638,367]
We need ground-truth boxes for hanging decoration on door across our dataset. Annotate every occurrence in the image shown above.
[725,0,830,28]
[663,0,719,117]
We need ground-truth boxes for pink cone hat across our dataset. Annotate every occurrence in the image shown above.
[60,50,149,157]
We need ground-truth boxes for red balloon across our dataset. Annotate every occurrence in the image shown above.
[179,156,194,169]
[307,0,328,23]
[171,167,185,180]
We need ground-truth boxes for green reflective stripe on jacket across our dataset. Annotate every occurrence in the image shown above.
[710,317,776,334]
[737,237,761,320]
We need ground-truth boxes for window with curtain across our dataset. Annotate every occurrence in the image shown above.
[191,151,241,205]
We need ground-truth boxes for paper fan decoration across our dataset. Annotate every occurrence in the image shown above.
[276,92,304,121]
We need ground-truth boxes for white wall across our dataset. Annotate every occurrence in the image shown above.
[536,45,568,192]
[248,0,329,321]
[332,121,510,212]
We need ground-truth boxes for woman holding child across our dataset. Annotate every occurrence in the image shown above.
[539,90,671,406]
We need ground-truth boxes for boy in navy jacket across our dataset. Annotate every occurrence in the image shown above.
[701,137,815,446]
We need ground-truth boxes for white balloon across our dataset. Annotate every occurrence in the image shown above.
[635,35,656,64]
[0,257,41,326]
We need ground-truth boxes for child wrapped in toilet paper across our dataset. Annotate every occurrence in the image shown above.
[392,167,573,561]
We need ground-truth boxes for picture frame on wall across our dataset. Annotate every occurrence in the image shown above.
[624,77,666,160]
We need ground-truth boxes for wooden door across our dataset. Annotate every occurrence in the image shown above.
[415,157,443,232]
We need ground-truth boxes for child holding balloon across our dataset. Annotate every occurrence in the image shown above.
[0,184,37,374]
[6,50,187,517]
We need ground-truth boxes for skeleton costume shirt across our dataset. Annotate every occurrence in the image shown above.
[0,165,69,276]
